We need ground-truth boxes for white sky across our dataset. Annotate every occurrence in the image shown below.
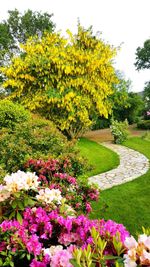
[0,0,150,92]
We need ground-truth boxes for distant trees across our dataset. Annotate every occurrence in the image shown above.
[135,39,150,70]
[0,9,55,81]
[113,92,144,124]
[143,82,150,110]
[135,39,150,114]
[1,26,118,139]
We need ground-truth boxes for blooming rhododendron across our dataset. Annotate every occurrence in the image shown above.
[36,188,63,205]
[3,170,39,193]
[51,249,73,267]
[124,234,150,266]
[0,185,10,202]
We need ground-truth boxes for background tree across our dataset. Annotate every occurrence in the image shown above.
[135,39,150,70]
[1,26,118,139]
[0,9,55,82]
[135,39,150,116]
[92,72,130,129]
[113,92,144,124]
[144,82,150,107]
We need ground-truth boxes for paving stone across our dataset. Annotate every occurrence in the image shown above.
[88,142,149,190]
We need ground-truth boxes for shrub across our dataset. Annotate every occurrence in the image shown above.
[0,168,129,267]
[142,131,150,141]
[137,119,150,130]
[0,169,149,267]
[0,115,86,176]
[0,208,130,267]
[143,110,150,120]
[0,115,88,178]
[23,158,99,214]
[0,99,30,130]
[110,119,129,144]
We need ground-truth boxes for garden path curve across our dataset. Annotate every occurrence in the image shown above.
[88,142,149,190]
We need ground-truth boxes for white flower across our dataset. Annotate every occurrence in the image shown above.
[138,234,150,249]
[140,249,150,264]
[124,254,137,267]
[124,236,138,249]
[0,184,10,202]
[3,170,40,193]
[36,188,62,205]
[43,245,63,257]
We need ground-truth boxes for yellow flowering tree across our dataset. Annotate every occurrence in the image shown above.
[1,26,118,139]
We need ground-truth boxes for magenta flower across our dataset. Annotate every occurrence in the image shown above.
[26,234,42,256]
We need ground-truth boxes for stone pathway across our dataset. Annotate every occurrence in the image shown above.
[88,142,149,190]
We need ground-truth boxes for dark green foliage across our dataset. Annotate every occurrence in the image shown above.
[135,39,150,70]
[143,81,150,112]
[6,9,55,44]
[137,120,150,129]
[90,71,130,131]
[92,116,110,130]
[0,9,55,80]
[0,100,30,130]
[113,92,144,124]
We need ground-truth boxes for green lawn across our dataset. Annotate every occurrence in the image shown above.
[90,137,150,236]
[77,137,119,177]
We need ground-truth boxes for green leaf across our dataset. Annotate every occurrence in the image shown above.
[104,255,120,260]
[27,254,31,261]
[10,262,14,267]
[19,253,26,259]
[24,197,28,206]
[13,192,21,198]
[70,259,81,267]
[0,251,7,256]
[0,258,3,265]
[27,198,35,206]
[17,211,23,224]
[11,200,17,209]
[17,201,24,210]
[9,210,16,219]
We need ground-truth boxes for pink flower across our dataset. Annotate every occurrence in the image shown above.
[0,241,6,252]
[85,202,92,213]
[26,234,42,256]
[30,259,47,267]
[51,249,73,267]
[58,232,79,246]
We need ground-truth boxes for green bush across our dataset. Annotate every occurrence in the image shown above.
[137,120,150,130]
[0,100,30,130]
[110,119,129,144]
[0,114,88,179]
[141,131,150,141]
[0,115,68,175]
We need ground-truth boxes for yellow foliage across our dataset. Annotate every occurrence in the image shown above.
[0,25,118,139]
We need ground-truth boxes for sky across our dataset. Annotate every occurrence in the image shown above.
[0,0,150,92]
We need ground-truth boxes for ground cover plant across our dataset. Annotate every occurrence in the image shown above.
[90,137,150,237]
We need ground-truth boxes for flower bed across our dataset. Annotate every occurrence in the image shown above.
[0,159,150,266]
